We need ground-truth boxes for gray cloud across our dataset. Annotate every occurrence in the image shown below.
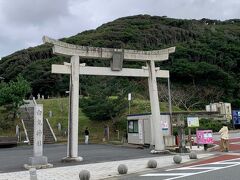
[0,0,239,58]
[0,0,70,25]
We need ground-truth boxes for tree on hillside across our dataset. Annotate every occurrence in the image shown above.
[80,77,133,122]
[158,84,224,111]
[0,75,31,118]
[81,95,127,122]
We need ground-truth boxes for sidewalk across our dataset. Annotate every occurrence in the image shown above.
[0,153,213,180]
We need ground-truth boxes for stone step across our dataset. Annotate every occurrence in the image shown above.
[19,107,56,145]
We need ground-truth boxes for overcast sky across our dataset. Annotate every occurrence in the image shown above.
[0,0,239,58]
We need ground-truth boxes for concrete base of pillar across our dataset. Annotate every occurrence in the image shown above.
[24,163,53,170]
[24,156,53,169]
[61,156,83,163]
[28,156,48,165]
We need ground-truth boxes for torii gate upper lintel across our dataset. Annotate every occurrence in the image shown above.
[43,36,175,61]
[42,36,175,161]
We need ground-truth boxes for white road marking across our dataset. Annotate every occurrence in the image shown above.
[225,157,240,162]
[142,157,240,180]
[210,162,237,165]
[173,167,221,170]
[141,173,194,177]
[165,163,240,180]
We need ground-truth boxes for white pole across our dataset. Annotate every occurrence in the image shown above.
[147,61,165,151]
[167,77,173,135]
[148,74,155,146]
[129,101,131,114]
[66,55,81,160]
[128,93,131,114]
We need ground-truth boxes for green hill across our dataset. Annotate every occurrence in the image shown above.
[0,15,240,110]
[35,97,180,142]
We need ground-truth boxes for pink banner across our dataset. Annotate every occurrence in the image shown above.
[196,130,214,144]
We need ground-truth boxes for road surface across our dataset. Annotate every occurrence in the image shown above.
[0,143,161,173]
[115,153,240,180]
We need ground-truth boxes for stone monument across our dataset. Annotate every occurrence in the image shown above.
[57,122,61,132]
[37,93,40,100]
[24,101,52,169]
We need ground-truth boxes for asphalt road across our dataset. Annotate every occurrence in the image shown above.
[0,143,160,173]
[176,164,240,180]
[113,155,240,180]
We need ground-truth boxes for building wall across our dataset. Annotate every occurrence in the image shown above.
[127,114,171,145]
[205,102,232,121]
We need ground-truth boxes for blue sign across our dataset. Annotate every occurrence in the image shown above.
[232,110,240,125]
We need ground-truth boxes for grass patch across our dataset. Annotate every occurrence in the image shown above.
[37,98,116,143]
[130,99,182,114]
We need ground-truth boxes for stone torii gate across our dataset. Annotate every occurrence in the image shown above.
[43,36,175,161]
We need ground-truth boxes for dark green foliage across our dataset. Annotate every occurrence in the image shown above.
[81,96,127,121]
[170,60,236,98]
[80,76,130,121]
[0,75,31,128]
[0,15,240,110]
[199,119,223,132]
[0,115,13,130]
[114,117,128,131]
[0,75,31,108]
[21,56,69,97]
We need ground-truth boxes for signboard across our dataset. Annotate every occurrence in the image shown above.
[196,130,214,144]
[128,93,131,101]
[187,117,199,127]
[161,121,168,130]
[232,110,240,125]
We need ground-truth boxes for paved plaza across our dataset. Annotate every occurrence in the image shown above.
[0,152,212,180]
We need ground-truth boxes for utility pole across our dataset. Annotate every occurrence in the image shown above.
[167,77,173,135]
[128,93,131,114]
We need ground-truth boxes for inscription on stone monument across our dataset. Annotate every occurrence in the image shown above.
[34,104,43,157]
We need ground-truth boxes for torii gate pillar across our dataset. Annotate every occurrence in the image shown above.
[148,61,164,151]
[62,55,82,162]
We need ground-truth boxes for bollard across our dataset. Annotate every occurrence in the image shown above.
[29,168,37,180]
[118,164,128,174]
[173,155,182,164]
[147,159,157,168]
[79,170,90,180]
[189,152,198,159]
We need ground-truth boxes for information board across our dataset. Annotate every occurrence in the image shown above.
[187,117,199,127]
[196,130,214,144]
